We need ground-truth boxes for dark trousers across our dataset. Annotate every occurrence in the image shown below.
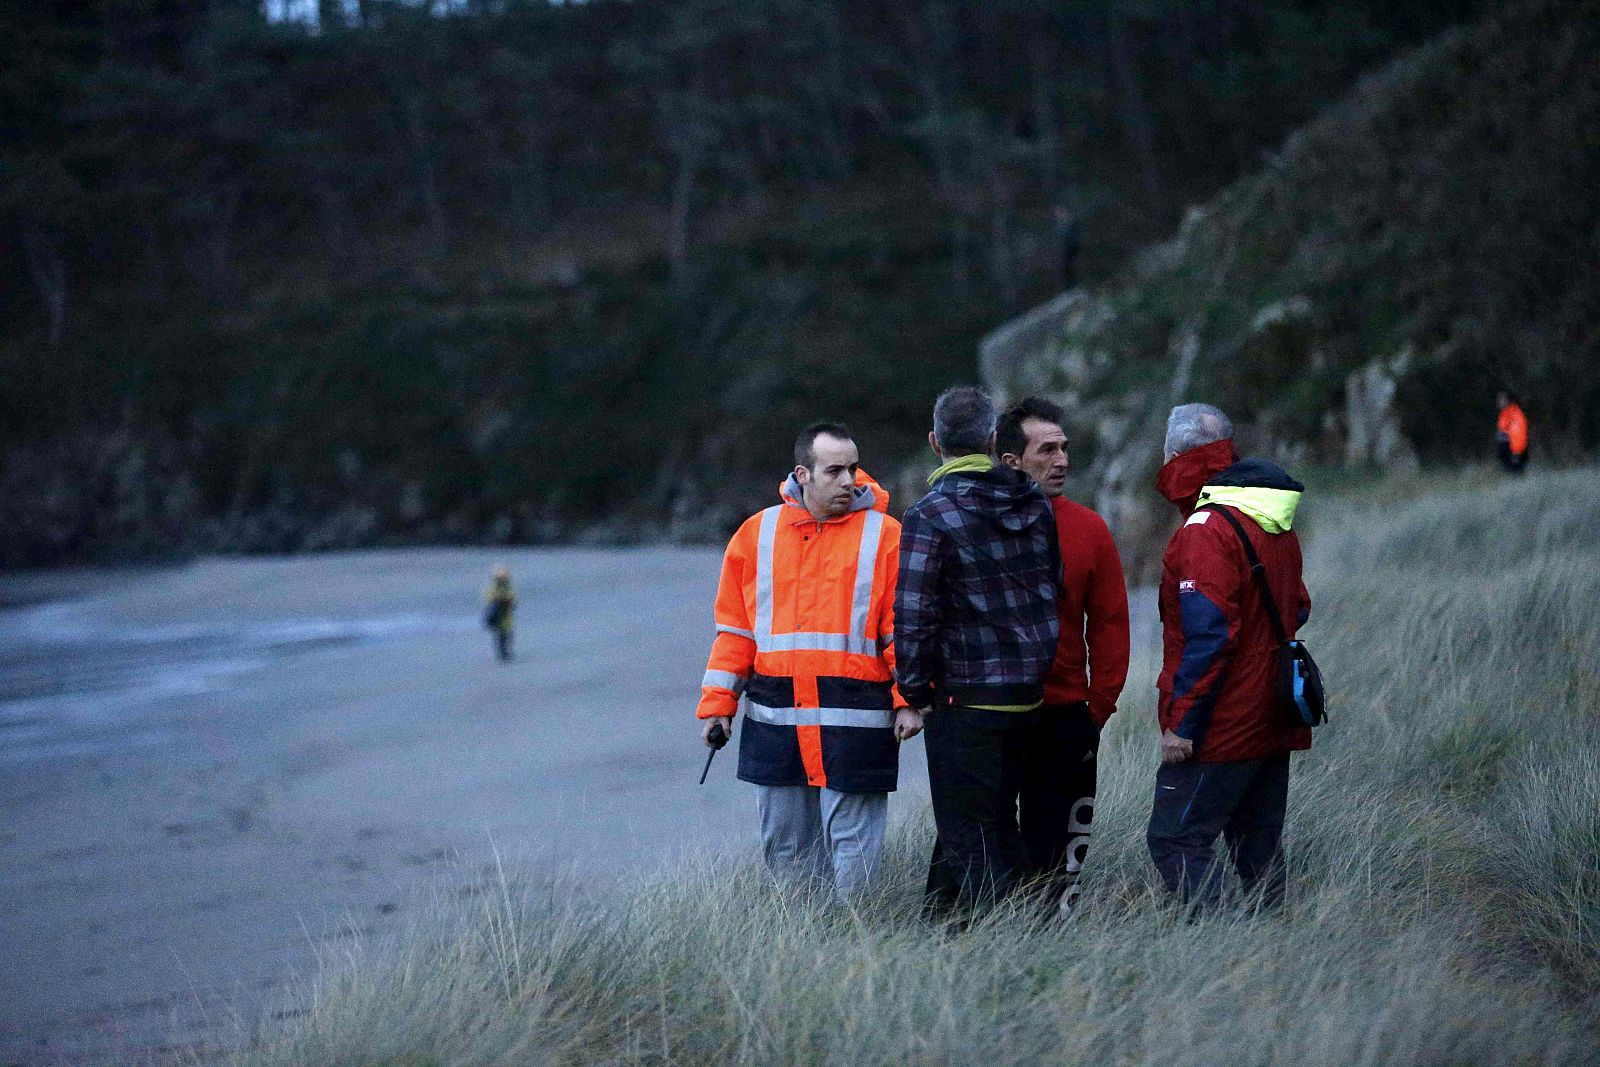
[1018,702,1099,914]
[1497,438,1527,474]
[1146,752,1290,911]
[923,707,1033,916]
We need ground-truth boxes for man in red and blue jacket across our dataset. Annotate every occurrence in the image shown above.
[1147,403,1312,911]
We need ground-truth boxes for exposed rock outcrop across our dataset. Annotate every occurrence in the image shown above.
[1344,352,1420,470]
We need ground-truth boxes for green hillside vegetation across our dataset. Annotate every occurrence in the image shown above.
[1002,0,1598,467]
[227,468,1600,1066]
[0,1,1484,565]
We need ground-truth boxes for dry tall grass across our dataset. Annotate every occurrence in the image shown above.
[229,468,1600,1066]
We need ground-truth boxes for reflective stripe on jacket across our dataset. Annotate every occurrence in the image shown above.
[697,469,905,793]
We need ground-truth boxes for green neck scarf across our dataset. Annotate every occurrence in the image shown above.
[928,453,994,486]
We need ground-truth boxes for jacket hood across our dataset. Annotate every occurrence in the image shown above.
[1156,438,1240,515]
[856,468,890,512]
[779,467,887,517]
[930,455,1051,532]
[1196,458,1305,533]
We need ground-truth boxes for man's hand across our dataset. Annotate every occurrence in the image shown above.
[702,717,733,747]
[893,708,925,741]
[1160,729,1194,764]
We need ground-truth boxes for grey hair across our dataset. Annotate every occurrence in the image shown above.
[933,385,998,456]
[1165,403,1234,457]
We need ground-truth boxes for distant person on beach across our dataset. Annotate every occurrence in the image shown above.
[696,422,920,900]
[1496,391,1529,474]
[1147,403,1312,911]
[896,386,1061,918]
[484,565,516,661]
[997,396,1130,917]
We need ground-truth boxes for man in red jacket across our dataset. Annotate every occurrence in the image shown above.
[1147,403,1311,911]
[997,397,1130,915]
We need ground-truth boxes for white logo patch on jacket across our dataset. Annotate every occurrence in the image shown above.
[1178,579,1197,593]
[1185,510,1211,527]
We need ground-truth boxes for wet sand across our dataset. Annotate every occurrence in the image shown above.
[0,548,934,1064]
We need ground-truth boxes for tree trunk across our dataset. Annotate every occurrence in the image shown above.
[311,177,349,263]
[986,167,1018,309]
[399,93,448,257]
[136,205,167,304]
[519,139,552,233]
[224,357,324,538]
[18,223,67,346]
[948,214,971,290]
[317,0,344,31]
[810,2,854,180]
[1105,4,1160,195]
[666,139,702,287]
[1027,39,1060,193]
[203,180,242,297]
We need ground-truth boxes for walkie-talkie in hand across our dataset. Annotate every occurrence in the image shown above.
[698,722,729,785]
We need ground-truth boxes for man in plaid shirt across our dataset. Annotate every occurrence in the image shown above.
[896,385,1062,916]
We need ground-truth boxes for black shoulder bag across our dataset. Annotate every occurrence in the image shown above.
[1202,504,1327,728]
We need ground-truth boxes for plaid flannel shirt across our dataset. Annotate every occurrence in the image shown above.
[893,465,1061,709]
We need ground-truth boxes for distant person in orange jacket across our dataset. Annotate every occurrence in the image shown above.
[1496,391,1529,474]
[696,423,921,900]
[997,396,1130,917]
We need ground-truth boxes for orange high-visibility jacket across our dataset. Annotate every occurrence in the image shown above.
[1497,403,1529,455]
[697,469,905,793]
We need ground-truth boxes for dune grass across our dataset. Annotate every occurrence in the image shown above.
[227,467,1600,1066]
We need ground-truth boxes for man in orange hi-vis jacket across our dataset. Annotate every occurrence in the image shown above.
[1496,390,1529,474]
[697,422,922,899]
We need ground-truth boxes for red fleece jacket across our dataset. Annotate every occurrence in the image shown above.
[1043,497,1130,726]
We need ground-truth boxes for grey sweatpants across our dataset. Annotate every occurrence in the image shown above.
[756,784,888,901]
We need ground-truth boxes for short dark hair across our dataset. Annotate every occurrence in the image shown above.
[795,421,854,468]
[996,396,1066,459]
[932,385,997,456]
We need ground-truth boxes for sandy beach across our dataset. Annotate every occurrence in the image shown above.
[0,548,938,1064]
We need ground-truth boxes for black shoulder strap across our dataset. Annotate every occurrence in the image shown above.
[1201,503,1290,645]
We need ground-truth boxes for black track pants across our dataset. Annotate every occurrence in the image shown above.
[1146,752,1290,911]
[923,707,1033,916]
[1018,702,1099,914]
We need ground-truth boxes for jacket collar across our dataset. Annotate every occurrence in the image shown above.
[927,453,994,486]
[1156,438,1239,516]
[778,469,882,525]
